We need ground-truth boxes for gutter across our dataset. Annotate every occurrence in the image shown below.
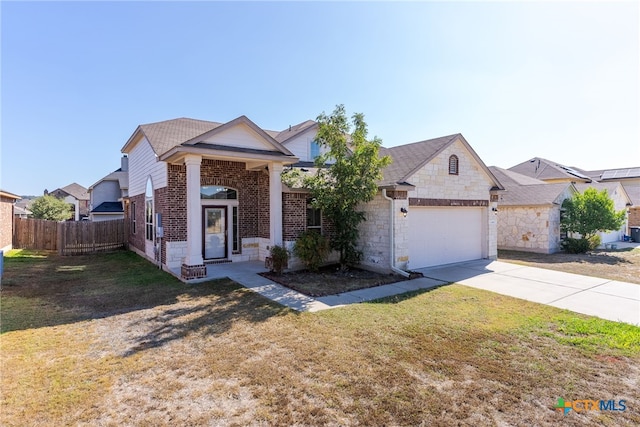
[382,189,411,278]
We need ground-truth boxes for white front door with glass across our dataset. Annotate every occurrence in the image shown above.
[204,207,226,259]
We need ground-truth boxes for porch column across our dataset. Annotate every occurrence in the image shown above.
[182,154,205,279]
[269,162,284,246]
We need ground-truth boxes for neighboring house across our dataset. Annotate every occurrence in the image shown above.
[509,158,593,184]
[88,156,130,221]
[573,182,631,243]
[121,116,503,280]
[1,190,21,251]
[508,158,637,242]
[48,183,90,220]
[14,205,32,218]
[490,167,576,253]
[586,167,640,228]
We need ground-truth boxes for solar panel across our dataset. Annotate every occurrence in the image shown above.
[601,168,640,180]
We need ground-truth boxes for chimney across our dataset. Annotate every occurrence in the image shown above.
[121,155,129,172]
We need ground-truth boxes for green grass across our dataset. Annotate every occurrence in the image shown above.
[1,249,639,426]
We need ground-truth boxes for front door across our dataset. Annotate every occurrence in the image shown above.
[203,207,227,259]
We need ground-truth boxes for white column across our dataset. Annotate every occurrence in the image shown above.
[184,155,203,266]
[269,162,284,246]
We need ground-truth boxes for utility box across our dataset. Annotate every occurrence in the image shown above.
[631,227,640,243]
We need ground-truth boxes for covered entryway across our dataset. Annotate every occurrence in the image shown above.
[408,207,484,268]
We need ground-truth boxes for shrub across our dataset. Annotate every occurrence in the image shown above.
[561,236,600,254]
[293,231,330,272]
[268,245,289,275]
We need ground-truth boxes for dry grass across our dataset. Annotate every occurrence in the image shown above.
[2,250,640,426]
[499,247,640,285]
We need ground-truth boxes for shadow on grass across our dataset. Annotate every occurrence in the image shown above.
[499,249,633,266]
[1,250,291,350]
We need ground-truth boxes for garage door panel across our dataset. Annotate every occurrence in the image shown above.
[408,207,483,268]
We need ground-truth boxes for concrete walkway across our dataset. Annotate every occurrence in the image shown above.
[183,259,639,325]
[416,260,640,326]
[192,261,446,313]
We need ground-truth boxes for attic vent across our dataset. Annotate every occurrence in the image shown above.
[449,155,459,175]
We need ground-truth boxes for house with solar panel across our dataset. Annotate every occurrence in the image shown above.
[495,158,637,252]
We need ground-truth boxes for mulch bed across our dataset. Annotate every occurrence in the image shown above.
[260,264,409,297]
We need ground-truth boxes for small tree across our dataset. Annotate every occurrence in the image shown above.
[30,195,73,221]
[300,105,391,270]
[561,188,625,253]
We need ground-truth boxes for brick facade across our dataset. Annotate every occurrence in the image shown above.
[629,207,640,228]
[1,196,15,250]
[282,192,307,241]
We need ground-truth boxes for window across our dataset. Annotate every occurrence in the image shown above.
[310,140,321,160]
[232,206,240,252]
[306,199,322,232]
[145,177,154,241]
[448,155,459,175]
[201,186,237,200]
[131,202,136,234]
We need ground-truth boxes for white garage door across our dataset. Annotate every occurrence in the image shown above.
[408,207,484,269]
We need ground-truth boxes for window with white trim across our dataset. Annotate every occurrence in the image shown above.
[145,177,154,241]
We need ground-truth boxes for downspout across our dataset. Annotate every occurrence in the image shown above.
[382,189,411,278]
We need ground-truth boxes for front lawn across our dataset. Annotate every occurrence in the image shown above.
[1,250,639,426]
[499,247,640,285]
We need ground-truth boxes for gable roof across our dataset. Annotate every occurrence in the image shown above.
[272,120,318,144]
[88,169,128,192]
[123,118,222,156]
[574,182,632,206]
[121,116,302,163]
[378,133,504,190]
[0,190,21,200]
[508,157,592,182]
[489,167,575,206]
[622,183,640,205]
[56,183,89,201]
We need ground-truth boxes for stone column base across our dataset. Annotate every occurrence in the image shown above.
[181,263,206,280]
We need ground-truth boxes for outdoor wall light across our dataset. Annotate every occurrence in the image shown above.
[492,207,498,212]
[400,207,408,217]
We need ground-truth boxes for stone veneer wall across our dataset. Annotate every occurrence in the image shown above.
[358,192,393,271]
[497,206,560,253]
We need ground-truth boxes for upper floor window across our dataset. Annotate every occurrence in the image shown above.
[310,140,321,160]
[201,186,237,200]
[448,155,459,175]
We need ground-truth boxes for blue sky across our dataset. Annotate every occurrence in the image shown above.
[1,1,638,196]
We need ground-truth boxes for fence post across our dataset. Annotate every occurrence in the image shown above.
[57,222,64,255]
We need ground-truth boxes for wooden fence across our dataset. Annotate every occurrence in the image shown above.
[13,218,128,255]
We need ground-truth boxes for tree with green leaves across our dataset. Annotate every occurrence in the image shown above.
[286,104,391,269]
[561,187,626,253]
[30,195,73,221]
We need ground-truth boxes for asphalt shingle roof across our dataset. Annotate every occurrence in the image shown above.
[59,183,89,201]
[378,134,460,187]
[139,118,223,156]
[489,167,573,206]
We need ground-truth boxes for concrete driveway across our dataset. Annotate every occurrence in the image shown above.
[416,260,640,326]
